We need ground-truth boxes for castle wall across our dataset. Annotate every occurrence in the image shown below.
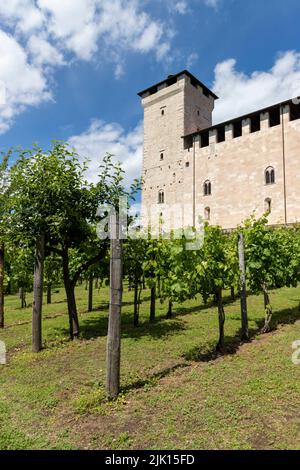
[140,71,300,233]
[186,105,300,229]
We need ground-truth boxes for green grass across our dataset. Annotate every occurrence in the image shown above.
[1,282,300,449]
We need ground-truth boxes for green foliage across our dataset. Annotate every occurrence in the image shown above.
[242,215,300,293]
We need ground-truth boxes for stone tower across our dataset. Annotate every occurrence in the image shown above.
[138,70,217,231]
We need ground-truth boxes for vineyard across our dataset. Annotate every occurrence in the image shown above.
[1,144,300,449]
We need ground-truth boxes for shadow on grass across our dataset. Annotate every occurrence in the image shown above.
[183,303,300,364]
[172,293,239,318]
[121,361,189,394]
[54,311,186,342]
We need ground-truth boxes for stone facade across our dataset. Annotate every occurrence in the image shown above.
[139,71,300,231]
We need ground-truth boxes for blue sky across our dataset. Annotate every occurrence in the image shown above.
[0,0,300,183]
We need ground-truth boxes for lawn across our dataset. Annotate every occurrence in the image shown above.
[0,282,300,450]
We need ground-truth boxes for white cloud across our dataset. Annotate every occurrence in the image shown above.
[0,0,172,132]
[0,30,51,134]
[169,0,220,13]
[204,0,220,9]
[174,1,189,14]
[186,52,199,69]
[27,35,65,66]
[68,120,143,185]
[37,0,169,60]
[213,51,300,124]
[0,1,45,34]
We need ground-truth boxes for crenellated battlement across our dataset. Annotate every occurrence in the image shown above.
[183,98,300,151]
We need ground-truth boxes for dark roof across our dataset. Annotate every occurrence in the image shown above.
[137,70,218,100]
[183,97,298,139]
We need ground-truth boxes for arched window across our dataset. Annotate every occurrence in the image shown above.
[204,180,212,196]
[205,207,211,221]
[158,190,164,204]
[265,167,275,185]
[265,198,272,213]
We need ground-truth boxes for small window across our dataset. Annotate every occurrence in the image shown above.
[265,198,272,213]
[205,207,211,221]
[161,109,165,116]
[204,180,212,196]
[265,167,275,185]
[197,110,200,116]
[185,162,190,168]
[160,153,164,161]
[158,190,164,204]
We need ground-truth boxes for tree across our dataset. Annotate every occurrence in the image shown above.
[124,237,147,326]
[194,225,238,352]
[9,245,34,308]
[9,143,111,342]
[243,216,300,333]
[0,151,11,328]
[238,232,249,340]
[44,254,62,305]
[98,154,140,399]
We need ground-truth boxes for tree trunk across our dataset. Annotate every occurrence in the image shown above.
[216,288,225,353]
[230,286,235,301]
[62,249,79,340]
[261,283,273,334]
[150,285,156,322]
[133,283,139,327]
[238,233,249,341]
[47,284,52,305]
[95,278,99,289]
[32,234,45,353]
[0,242,4,328]
[166,300,173,318]
[19,287,26,308]
[88,274,93,312]
[106,213,123,399]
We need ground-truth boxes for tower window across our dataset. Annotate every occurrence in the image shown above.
[161,108,165,116]
[265,167,275,185]
[205,207,211,221]
[160,152,164,161]
[185,162,190,168]
[158,190,164,204]
[204,180,212,196]
[265,198,272,213]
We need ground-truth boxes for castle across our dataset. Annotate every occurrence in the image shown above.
[138,70,300,231]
